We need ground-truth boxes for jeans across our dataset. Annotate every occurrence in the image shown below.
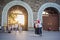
[35,27,42,34]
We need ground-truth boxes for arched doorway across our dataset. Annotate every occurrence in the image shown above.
[38,3,60,31]
[8,5,28,31]
[2,1,33,31]
[42,7,59,31]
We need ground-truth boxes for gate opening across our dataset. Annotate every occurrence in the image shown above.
[8,5,28,31]
[42,7,59,31]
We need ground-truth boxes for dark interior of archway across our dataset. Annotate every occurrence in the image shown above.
[8,5,28,31]
[43,7,59,31]
[44,7,59,14]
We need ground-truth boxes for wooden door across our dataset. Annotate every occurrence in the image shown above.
[43,14,59,31]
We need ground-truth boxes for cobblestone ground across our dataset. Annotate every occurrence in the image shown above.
[0,31,60,40]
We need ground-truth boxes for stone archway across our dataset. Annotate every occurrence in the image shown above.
[43,7,59,31]
[38,3,60,30]
[8,5,28,31]
[2,1,33,30]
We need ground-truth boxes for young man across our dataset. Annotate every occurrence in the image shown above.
[36,20,42,36]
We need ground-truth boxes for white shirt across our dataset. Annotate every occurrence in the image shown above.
[35,23,42,28]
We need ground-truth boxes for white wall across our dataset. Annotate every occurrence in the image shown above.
[2,1,33,27]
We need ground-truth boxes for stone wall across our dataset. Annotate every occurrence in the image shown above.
[23,0,60,20]
[0,0,60,20]
[0,0,60,26]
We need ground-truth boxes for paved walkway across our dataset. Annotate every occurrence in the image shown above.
[0,31,60,40]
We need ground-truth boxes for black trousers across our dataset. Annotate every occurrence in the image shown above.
[35,27,42,34]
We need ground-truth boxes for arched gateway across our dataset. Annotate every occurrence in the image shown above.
[2,1,33,31]
[38,3,60,31]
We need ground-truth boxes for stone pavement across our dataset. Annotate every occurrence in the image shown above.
[0,31,60,40]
